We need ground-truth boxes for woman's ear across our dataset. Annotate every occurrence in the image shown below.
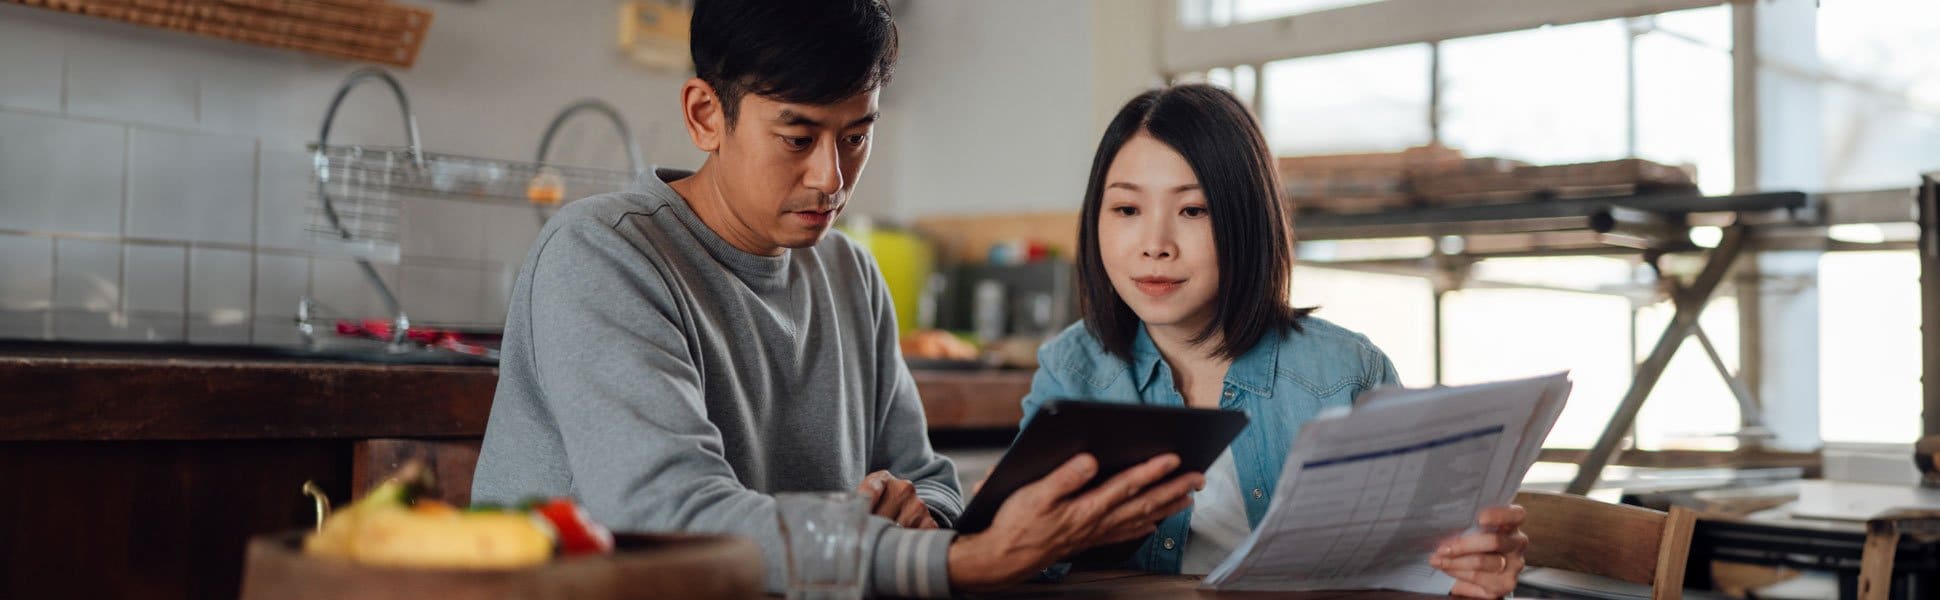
[679,78,726,154]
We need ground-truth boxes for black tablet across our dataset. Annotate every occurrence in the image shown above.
[954,400,1249,559]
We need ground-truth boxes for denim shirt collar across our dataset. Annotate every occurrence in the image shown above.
[1130,324,1281,398]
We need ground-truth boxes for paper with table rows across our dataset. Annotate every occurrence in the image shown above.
[1202,372,1571,594]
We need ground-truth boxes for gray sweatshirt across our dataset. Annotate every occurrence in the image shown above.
[472,168,962,598]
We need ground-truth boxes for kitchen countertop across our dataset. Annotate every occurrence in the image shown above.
[0,342,1033,441]
[0,341,1033,600]
[0,345,499,442]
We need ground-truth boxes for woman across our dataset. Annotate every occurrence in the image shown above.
[1019,84,1528,599]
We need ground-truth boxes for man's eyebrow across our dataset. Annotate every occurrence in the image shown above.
[846,112,880,128]
[775,109,822,127]
[773,110,880,128]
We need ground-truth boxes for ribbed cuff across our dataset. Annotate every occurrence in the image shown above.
[913,481,964,529]
[869,526,957,599]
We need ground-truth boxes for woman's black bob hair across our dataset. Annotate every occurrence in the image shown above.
[1076,84,1312,362]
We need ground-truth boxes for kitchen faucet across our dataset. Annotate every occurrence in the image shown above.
[532,99,647,225]
[304,67,422,349]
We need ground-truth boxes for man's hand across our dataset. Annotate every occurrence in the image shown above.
[857,470,939,529]
[1429,505,1528,599]
[945,453,1205,592]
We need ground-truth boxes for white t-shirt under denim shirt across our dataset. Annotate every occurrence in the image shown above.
[1182,449,1252,574]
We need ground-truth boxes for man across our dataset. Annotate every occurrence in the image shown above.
[471,0,1203,596]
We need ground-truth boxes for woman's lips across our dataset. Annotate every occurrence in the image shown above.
[1132,276,1185,297]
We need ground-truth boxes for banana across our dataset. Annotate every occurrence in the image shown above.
[303,463,557,569]
[344,508,554,569]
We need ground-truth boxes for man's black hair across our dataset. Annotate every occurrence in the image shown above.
[690,0,899,125]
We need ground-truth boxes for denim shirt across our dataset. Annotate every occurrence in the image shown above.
[1020,316,1400,575]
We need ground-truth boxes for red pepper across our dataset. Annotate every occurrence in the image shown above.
[534,498,615,556]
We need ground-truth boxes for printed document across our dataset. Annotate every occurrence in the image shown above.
[1202,372,1571,593]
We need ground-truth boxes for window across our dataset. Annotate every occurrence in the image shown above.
[1819,251,1921,444]
[1440,285,1632,449]
[1177,1,1931,452]
[1632,297,1745,451]
[1290,266,1435,386]
[1821,88,1940,191]
[1204,65,1259,111]
[1807,0,1935,445]
[1815,0,1940,190]
[1634,6,1734,194]
[1178,0,1384,29]
[1438,19,1629,166]
[1259,44,1433,155]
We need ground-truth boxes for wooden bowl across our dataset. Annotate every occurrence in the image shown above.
[239,531,764,600]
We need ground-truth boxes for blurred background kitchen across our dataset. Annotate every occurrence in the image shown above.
[2,0,1938,598]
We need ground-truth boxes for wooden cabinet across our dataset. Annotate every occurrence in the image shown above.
[0,351,1028,599]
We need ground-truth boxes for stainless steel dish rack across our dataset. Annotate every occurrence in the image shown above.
[304,67,643,348]
[307,145,639,258]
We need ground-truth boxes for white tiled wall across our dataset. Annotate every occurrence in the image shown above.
[254,148,317,253]
[251,253,310,345]
[251,254,310,319]
[122,244,186,314]
[0,236,53,312]
[0,0,701,344]
[189,248,253,309]
[0,112,127,236]
[53,239,120,312]
[0,16,63,113]
[400,263,488,324]
[126,129,257,245]
[64,39,203,129]
[400,198,487,262]
[119,243,189,342]
[309,258,403,324]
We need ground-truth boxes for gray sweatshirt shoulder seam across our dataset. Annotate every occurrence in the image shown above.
[523,202,677,389]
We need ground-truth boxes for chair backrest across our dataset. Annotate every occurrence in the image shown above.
[1516,489,1697,600]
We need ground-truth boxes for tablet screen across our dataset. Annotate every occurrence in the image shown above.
[955,400,1250,540]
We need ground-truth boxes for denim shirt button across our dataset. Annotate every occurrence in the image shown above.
[1222,389,1235,398]
[1252,488,1265,499]
[1162,537,1177,550]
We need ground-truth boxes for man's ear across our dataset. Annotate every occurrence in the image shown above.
[680,78,727,153]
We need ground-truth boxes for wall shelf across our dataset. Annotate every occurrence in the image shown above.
[8,0,432,67]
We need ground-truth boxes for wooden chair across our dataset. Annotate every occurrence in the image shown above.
[1860,509,1940,600]
[1514,489,1699,600]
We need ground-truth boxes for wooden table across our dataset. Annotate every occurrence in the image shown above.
[1685,484,1940,600]
[975,571,1448,599]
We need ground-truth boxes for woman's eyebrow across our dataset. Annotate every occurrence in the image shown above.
[1106,182,1200,194]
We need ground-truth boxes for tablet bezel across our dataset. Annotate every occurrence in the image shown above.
[955,399,1251,539]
